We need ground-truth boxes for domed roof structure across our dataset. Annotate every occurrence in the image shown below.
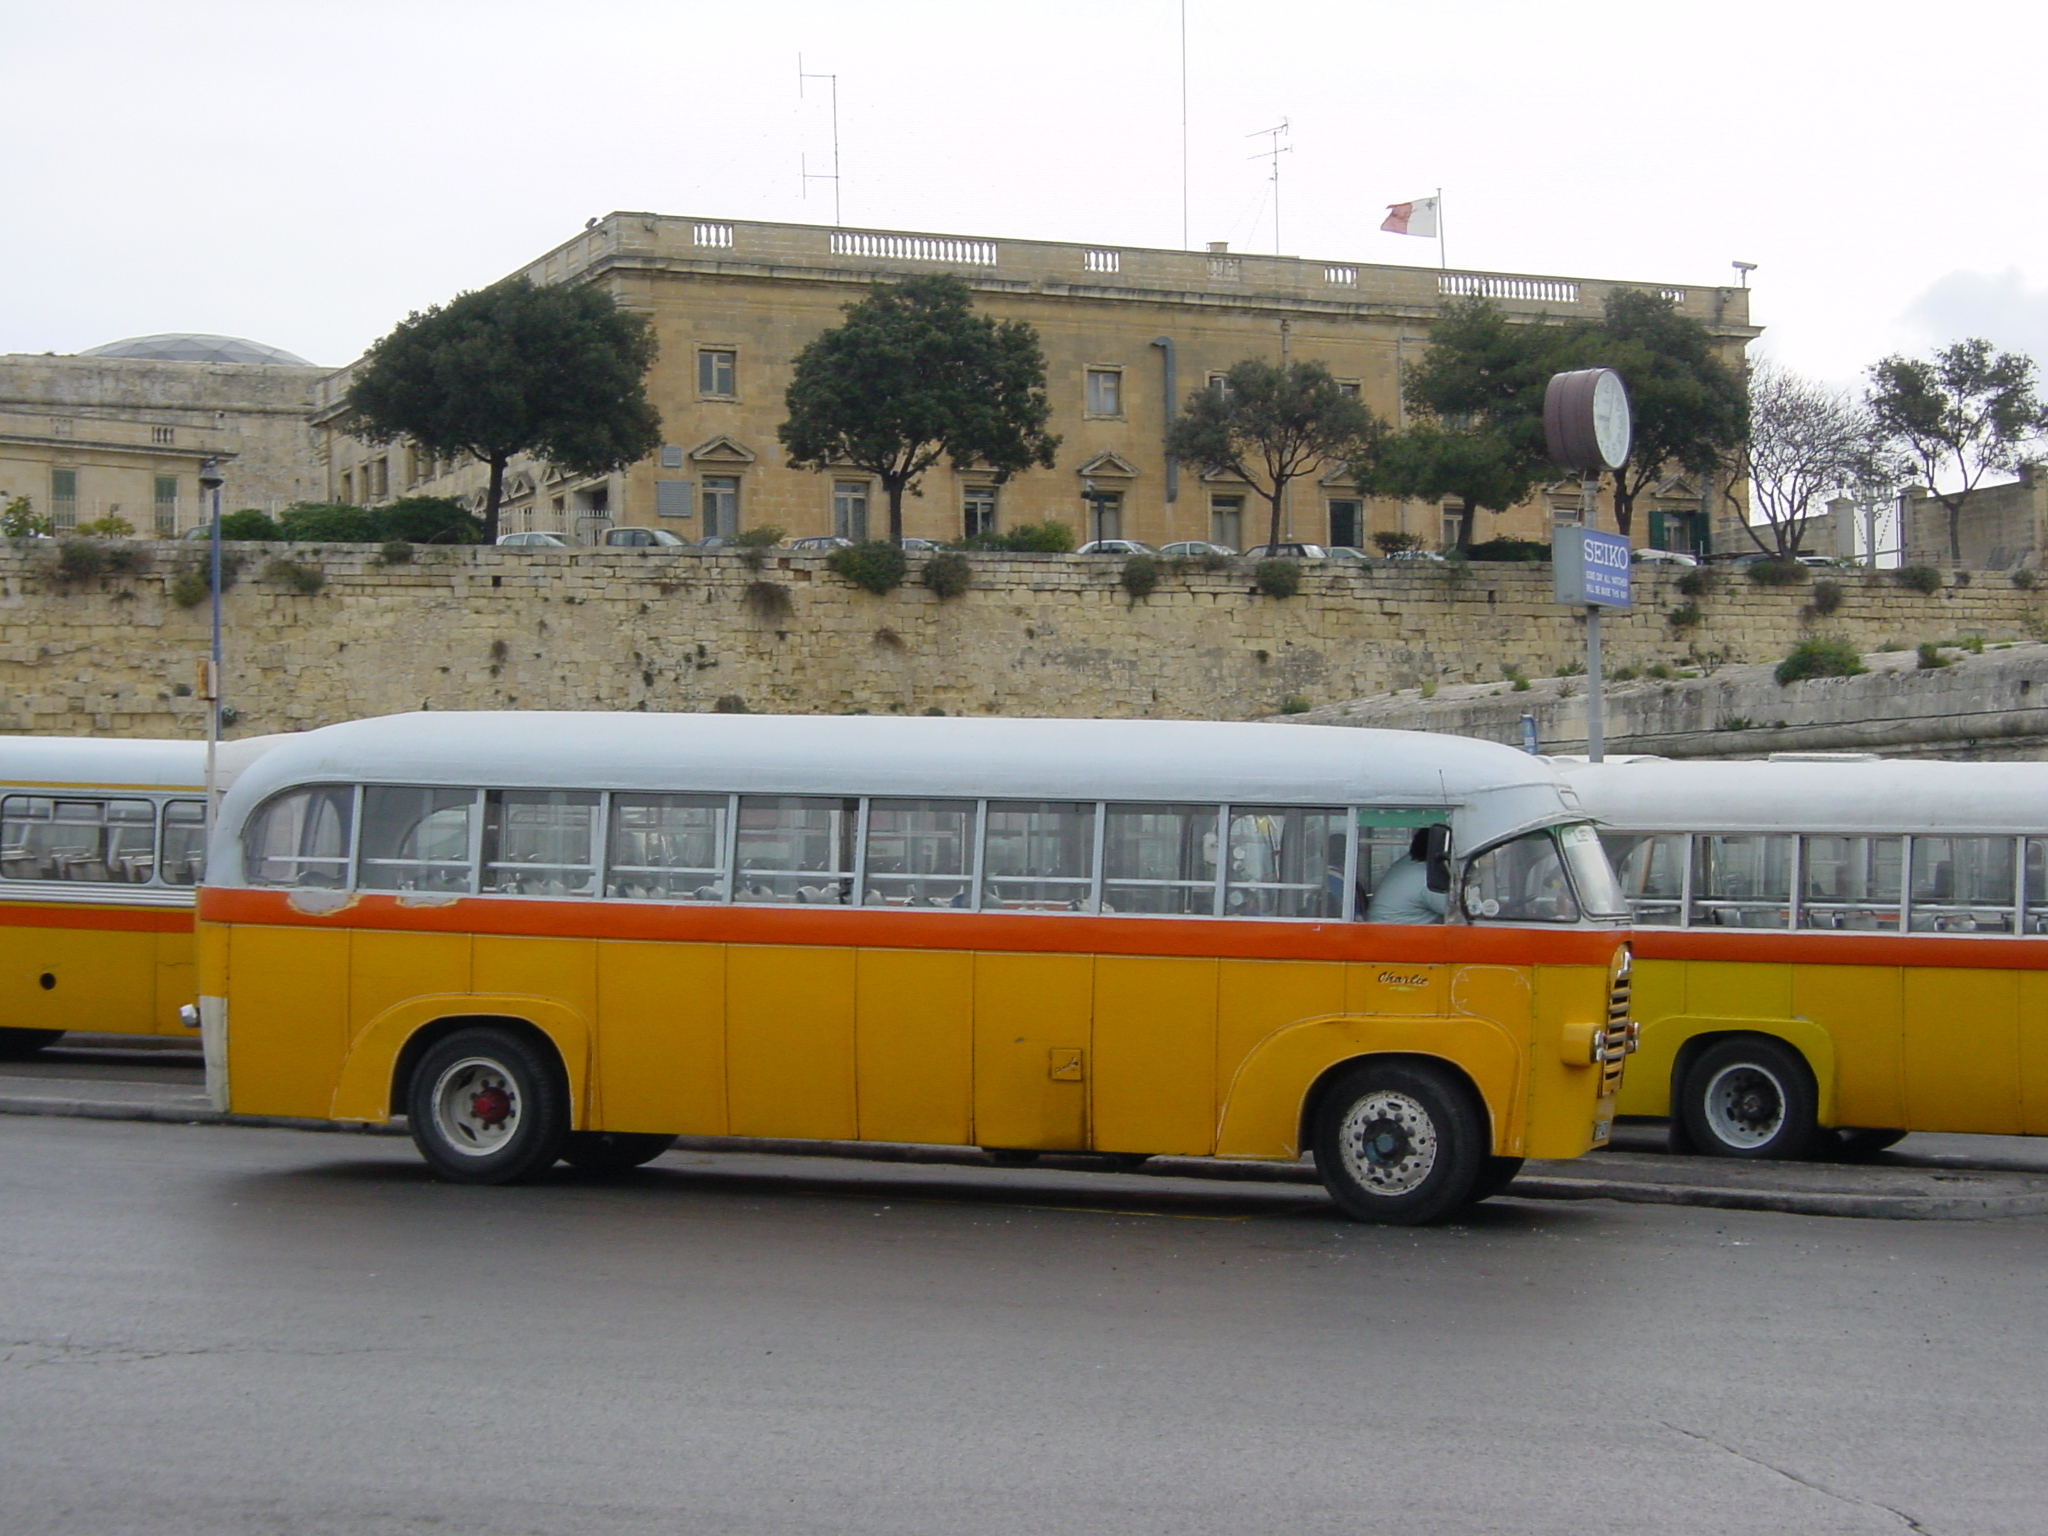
[78,333,314,366]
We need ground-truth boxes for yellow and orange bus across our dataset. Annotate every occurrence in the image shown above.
[1571,755,2048,1158]
[0,735,280,1057]
[200,712,1635,1223]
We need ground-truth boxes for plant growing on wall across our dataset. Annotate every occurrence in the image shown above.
[1168,359,1381,551]
[779,275,1060,543]
[341,276,662,543]
[1,495,51,537]
[827,541,908,594]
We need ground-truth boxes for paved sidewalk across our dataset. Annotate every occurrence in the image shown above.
[8,1036,2048,1220]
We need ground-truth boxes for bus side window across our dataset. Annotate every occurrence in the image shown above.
[1226,807,1345,919]
[482,790,599,897]
[1910,836,2016,934]
[1800,835,1902,930]
[2028,840,2048,935]
[862,799,975,909]
[1601,832,1685,925]
[1102,803,1218,915]
[0,795,154,884]
[735,796,857,905]
[984,802,1096,913]
[244,786,354,888]
[160,800,208,886]
[607,793,729,901]
[1689,834,1791,929]
[358,788,475,894]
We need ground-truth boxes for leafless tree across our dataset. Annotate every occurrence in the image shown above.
[1732,364,1876,557]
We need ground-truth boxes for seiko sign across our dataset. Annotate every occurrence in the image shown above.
[1553,526,1632,610]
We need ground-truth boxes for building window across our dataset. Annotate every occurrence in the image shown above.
[962,485,997,539]
[702,475,741,538]
[1085,368,1123,417]
[339,471,354,504]
[1336,380,1361,399]
[698,349,737,398]
[1085,489,1123,542]
[655,480,694,519]
[832,480,870,542]
[659,444,684,469]
[1207,372,1233,402]
[50,469,77,530]
[153,475,179,537]
[1327,498,1362,549]
[371,458,389,499]
[1442,505,1472,551]
[1209,494,1244,551]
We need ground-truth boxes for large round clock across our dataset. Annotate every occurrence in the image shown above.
[1543,368,1633,473]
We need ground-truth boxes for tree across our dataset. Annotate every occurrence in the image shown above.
[1734,364,1879,557]
[1357,300,1563,541]
[1166,359,1382,549]
[1570,289,1748,538]
[779,275,1060,542]
[341,276,662,542]
[1866,337,2048,566]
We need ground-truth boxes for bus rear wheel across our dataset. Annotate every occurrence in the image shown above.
[1676,1036,1820,1160]
[559,1131,676,1173]
[0,1028,63,1060]
[406,1027,569,1185]
[1312,1061,1486,1225]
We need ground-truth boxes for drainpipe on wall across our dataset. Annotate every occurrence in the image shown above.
[1151,337,1178,515]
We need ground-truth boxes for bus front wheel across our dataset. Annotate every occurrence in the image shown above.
[1312,1061,1486,1225]
[406,1027,569,1185]
[559,1131,676,1173]
[1676,1036,1820,1160]
[0,1028,63,1060]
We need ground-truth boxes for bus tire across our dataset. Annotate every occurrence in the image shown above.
[1676,1036,1820,1160]
[0,1028,63,1060]
[406,1026,569,1185]
[1312,1060,1487,1225]
[559,1131,675,1173]
[1827,1127,1908,1161]
[1468,1155,1526,1205]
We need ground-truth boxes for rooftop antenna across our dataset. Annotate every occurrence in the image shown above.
[1246,118,1290,256]
[798,55,842,226]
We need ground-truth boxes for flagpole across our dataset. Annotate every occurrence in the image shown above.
[1437,186,1446,270]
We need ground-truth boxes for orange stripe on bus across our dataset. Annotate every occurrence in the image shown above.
[0,901,193,934]
[1632,926,2048,971]
[197,886,1625,967]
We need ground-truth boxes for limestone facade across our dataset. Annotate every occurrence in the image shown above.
[1,543,2034,740]
[1900,473,2047,571]
[316,214,1757,552]
[0,352,327,532]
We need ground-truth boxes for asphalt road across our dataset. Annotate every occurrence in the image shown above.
[4,1114,2045,1536]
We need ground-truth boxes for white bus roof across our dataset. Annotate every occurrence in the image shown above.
[1563,756,2048,836]
[0,734,289,793]
[219,712,1583,840]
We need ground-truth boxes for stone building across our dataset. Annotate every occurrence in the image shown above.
[0,335,328,532]
[317,214,1757,550]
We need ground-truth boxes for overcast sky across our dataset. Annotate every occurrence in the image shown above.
[5,0,2044,389]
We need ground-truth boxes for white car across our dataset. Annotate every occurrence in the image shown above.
[1159,540,1235,558]
[601,527,687,547]
[495,531,570,547]
[1631,547,1699,567]
[1076,539,1156,556]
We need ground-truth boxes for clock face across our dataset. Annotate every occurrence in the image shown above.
[1592,369,1632,469]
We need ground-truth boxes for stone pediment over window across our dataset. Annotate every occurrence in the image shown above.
[505,470,538,499]
[1653,475,1701,500]
[1197,463,1250,485]
[1076,451,1139,480]
[689,435,757,464]
[1318,463,1360,489]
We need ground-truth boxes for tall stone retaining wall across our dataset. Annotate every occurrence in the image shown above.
[1,542,2041,737]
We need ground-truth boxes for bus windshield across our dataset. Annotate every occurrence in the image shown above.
[1462,824,1625,924]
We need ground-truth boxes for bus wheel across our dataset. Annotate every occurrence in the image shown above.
[0,1028,63,1060]
[1312,1061,1486,1225]
[559,1131,676,1173]
[1827,1127,1908,1161]
[1676,1037,1819,1160]
[1468,1155,1526,1205]
[406,1027,569,1185]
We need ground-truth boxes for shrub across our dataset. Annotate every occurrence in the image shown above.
[1463,536,1549,562]
[1253,557,1302,599]
[1775,635,1867,684]
[1893,564,1943,594]
[1806,579,1845,618]
[921,551,972,600]
[712,694,750,713]
[219,510,284,541]
[77,514,135,537]
[1666,603,1703,630]
[733,525,785,548]
[1419,680,1437,699]
[102,543,149,575]
[53,540,107,583]
[1674,566,1720,598]
[377,540,414,565]
[959,520,1074,553]
[2014,568,2038,590]
[169,553,246,607]
[743,580,793,621]
[1279,695,1311,714]
[169,571,208,608]
[827,541,908,594]
[1746,557,1810,586]
[1119,553,1161,603]
[1959,633,1986,653]
[277,502,378,542]
[1717,715,1755,732]
[1,495,51,537]
[1371,530,1425,555]
[1645,662,1676,680]
[1510,673,1531,692]
[1916,642,1951,670]
[374,497,482,544]
[1610,665,1639,681]
[264,557,326,595]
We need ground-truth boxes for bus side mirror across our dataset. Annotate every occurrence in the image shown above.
[1424,824,1452,894]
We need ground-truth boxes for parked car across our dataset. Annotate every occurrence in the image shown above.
[1324,546,1370,561]
[495,531,570,548]
[1077,539,1156,556]
[1158,540,1236,558]
[1242,542,1328,560]
[790,536,854,551]
[898,537,946,552]
[601,527,687,547]
[1380,548,1449,562]
[1716,550,1839,569]
[1631,547,1699,567]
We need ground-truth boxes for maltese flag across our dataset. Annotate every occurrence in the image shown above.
[1380,197,1440,237]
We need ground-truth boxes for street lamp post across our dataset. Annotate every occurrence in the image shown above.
[198,459,226,824]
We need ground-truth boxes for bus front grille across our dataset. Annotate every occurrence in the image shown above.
[1600,972,1634,1093]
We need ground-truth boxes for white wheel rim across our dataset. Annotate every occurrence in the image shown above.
[1702,1063,1786,1148]
[1337,1090,1439,1197]
[430,1056,522,1157]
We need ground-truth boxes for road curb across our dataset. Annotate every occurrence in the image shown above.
[4,1093,2045,1219]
